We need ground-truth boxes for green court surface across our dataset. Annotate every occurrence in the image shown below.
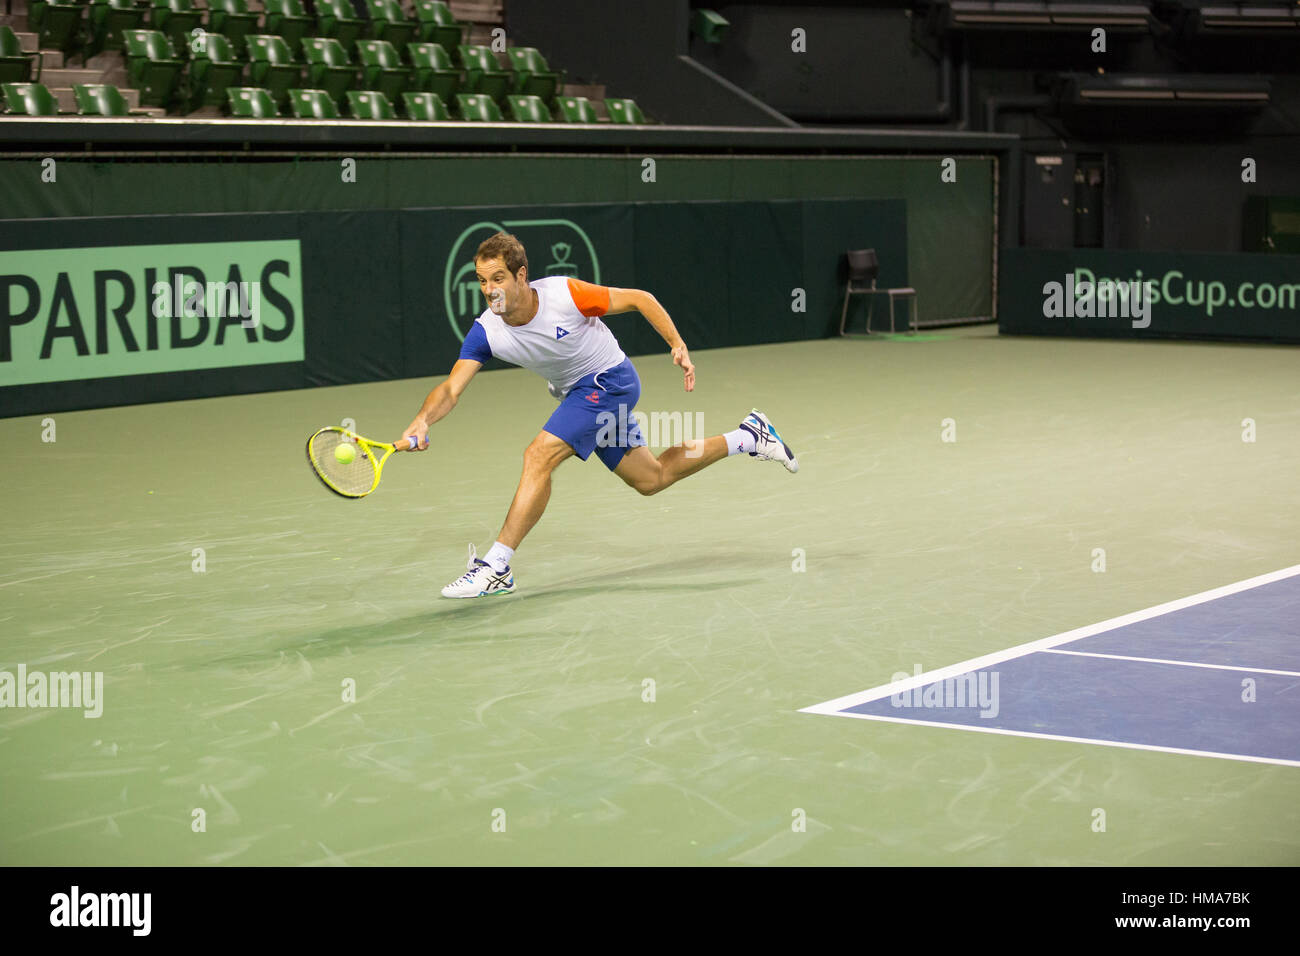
[3,325,1298,865]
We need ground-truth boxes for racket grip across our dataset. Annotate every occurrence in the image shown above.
[407,436,419,451]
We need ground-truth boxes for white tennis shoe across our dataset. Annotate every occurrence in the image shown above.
[739,409,799,473]
[441,544,516,598]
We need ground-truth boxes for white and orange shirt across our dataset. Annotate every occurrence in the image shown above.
[458,276,627,394]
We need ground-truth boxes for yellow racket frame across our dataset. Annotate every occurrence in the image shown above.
[307,427,416,498]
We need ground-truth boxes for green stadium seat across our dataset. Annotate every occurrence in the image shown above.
[414,0,466,50]
[315,0,364,55]
[225,85,277,117]
[505,46,562,103]
[208,0,259,59]
[188,31,243,110]
[406,41,458,102]
[456,44,508,104]
[691,7,729,44]
[263,0,313,56]
[245,34,302,110]
[86,0,147,58]
[27,0,84,55]
[73,82,145,115]
[2,81,61,115]
[363,0,416,56]
[149,0,202,58]
[506,93,550,123]
[355,39,408,105]
[346,88,395,119]
[401,89,448,120]
[604,97,645,124]
[455,91,500,122]
[301,37,356,105]
[122,28,183,108]
[555,95,597,124]
[0,26,36,84]
[288,87,340,118]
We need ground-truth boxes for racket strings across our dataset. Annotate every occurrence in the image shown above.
[308,430,378,497]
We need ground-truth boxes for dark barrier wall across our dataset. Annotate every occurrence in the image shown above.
[688,3,949,123]
[999,248,1300,343]
[507,0,790,127]
[0,155,996,327]
[1103,142,1300,254]
[0,198,906,417]
[636,2,1300,255]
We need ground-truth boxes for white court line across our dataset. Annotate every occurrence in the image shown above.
[818,712,1300,769]
[800,562,1300,716]
[1042,648,1300,678]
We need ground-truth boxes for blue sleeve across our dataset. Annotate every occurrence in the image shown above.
[458,322,492,363]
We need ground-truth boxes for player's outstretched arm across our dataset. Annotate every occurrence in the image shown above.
[607,288,695,392]
[399,359,482,450]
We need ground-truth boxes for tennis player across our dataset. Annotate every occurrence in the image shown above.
[400,232,798,598]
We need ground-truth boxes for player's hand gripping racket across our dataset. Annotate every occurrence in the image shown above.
[306,427,418,498]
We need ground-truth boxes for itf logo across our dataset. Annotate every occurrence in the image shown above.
[442,219,601,342]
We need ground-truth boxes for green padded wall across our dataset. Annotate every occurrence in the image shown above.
[0,155,995,325]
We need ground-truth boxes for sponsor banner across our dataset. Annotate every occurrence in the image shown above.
[1000,248,1300,343]
[0,240,303,387]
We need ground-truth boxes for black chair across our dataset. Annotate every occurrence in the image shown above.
[839,248,917,335]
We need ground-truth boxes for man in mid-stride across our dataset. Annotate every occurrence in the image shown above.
[399,232,798,598]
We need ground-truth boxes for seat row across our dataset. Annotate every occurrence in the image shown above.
[2,80,647,123]
[228,87,644,121]
[119,28,578,113]
[29,0,471,62]
[3,79,145,114]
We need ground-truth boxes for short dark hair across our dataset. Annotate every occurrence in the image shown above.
[475,232,528,279]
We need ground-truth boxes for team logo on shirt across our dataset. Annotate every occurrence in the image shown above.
[555,327,570,339]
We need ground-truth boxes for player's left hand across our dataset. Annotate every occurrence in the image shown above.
[672,345,695,392]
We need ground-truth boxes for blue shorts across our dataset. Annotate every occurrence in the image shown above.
[543,358,648,471]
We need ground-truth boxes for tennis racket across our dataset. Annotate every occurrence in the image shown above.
[306,427,417,498]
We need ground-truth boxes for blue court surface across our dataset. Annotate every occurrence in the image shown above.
[802,566,1300,768]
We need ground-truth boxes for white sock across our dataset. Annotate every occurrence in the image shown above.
[484,541,514,572]
[724,427,757,456]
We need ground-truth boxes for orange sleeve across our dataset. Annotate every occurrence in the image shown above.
[567,278,611,318]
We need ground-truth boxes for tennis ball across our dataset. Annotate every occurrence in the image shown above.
[335,443,357,465]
